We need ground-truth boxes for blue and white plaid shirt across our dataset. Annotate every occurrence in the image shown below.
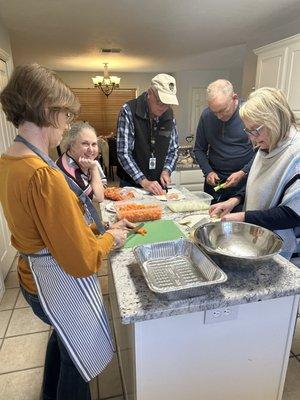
[117,102,179,184]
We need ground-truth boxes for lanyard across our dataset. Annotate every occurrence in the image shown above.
[14,135,106,234]
[150,118,158,156]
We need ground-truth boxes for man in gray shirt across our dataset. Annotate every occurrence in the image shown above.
[193,79,254,204]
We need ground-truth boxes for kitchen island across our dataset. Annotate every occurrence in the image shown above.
[101,189,300,400]
[108,246,300,400]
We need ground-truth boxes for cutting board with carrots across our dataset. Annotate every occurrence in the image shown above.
[124,219,185,249]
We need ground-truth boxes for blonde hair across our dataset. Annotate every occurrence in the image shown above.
[0,63,80,128]
[206,79,234,101]
[240,87,296,151]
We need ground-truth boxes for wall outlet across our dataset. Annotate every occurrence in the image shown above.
[204,306,239,324]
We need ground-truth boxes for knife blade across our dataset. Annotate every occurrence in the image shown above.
[127,222,145,236]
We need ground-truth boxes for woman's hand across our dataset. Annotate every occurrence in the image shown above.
[78,157,98,172]
[209,197,240,218]
[221,212,245,222]
[110,219,135,230]
[223,170,246,188]
[106,228,128,249]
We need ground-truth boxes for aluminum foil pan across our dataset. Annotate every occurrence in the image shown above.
[133,238,227,300]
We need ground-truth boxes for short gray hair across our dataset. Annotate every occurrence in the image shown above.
[207,79,234,100]
[63,121,97,151]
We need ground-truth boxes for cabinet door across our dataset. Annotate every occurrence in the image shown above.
[190,88,207,136]
[255,47,287,90]
[284,42,300,121]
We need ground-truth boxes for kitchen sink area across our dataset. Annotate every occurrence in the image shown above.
[171,144,205,191]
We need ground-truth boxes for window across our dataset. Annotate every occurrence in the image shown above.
[72,88,136,136]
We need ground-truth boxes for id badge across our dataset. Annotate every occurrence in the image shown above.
[149,157,156,170]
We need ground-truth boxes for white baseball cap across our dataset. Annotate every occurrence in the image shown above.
[151,73,179,105]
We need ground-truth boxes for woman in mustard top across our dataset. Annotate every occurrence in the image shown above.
[0,64,132,400]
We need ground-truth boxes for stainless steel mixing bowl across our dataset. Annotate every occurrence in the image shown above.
[193,221,283,268]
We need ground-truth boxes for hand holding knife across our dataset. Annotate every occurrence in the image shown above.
[127,223,145,236]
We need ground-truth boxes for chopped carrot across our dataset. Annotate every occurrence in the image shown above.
[116,203,162,222]
[104,187,135,201]
[137,227,147,236]
[167,193,179,201]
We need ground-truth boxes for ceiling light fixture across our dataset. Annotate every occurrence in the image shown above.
[92,63,121,97]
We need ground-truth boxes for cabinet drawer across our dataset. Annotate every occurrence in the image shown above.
[183,183,204,192]
[179,169,204,184]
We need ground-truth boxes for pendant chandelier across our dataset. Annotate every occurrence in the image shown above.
[92,63,121,97]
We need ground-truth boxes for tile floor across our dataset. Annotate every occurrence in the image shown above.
[0,257,124,400]
[0,255,300,400]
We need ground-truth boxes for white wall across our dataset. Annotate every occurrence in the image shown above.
[173,69,231,143]
[241,47,257,99]
[0,15,12,59]
[57,67,244,145]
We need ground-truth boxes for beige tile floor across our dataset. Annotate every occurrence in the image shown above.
[0,257,124,400]
[1,255,299,400]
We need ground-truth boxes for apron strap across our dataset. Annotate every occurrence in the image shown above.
[14,135,106,234]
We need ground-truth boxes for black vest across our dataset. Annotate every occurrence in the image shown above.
[117,92,174,186]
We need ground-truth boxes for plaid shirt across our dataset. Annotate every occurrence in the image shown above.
[117,102,179,183]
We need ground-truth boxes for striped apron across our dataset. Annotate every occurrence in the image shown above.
[15,136,114,381]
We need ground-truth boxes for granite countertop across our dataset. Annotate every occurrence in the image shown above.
[103,188,300,325]
[109,250,300,325]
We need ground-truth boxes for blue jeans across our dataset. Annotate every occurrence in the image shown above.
[21,287,91,400]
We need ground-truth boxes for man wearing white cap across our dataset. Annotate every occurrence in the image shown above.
[117,73,179,195]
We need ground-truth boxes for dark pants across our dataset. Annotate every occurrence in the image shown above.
[21,287,91,400]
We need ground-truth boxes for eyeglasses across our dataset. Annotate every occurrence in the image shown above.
[66,111,74,122]
[243,125,264,137]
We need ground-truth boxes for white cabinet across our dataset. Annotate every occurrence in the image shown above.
[255,46,287,89]
[285,41,300,120]
[254,34,300,120]
[171,167,205,192]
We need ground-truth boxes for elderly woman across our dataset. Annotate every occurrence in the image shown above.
[210,87,300,259]
[57,121,107,202]
[0,64,133,400]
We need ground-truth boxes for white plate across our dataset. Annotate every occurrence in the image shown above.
[105,202,116,213]
[154,188,185,202]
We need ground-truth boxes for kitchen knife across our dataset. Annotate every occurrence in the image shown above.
[127,222,145,236]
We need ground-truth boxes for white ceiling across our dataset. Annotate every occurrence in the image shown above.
[1,0,300,72]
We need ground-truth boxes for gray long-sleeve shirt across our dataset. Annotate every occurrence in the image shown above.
[193,104,254,179]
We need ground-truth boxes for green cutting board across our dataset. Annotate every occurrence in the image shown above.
[124,219,185,248]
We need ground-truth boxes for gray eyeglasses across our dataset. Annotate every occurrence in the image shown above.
[243,125,264,137]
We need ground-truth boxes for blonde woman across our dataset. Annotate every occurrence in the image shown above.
[210,87,300,259]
